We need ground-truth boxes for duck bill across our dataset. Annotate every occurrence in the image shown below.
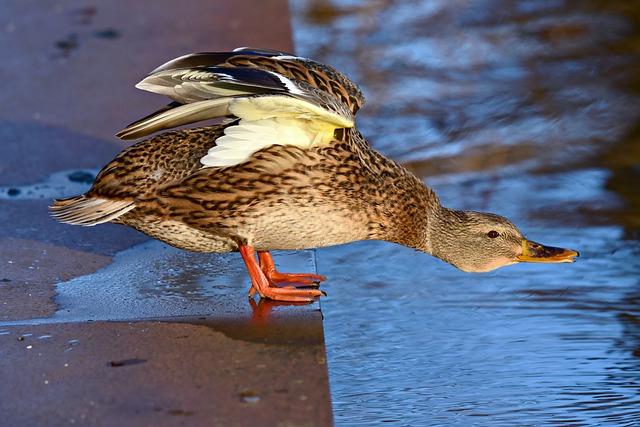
[516,239,579,264]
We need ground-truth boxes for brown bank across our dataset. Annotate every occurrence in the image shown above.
[0,1,332,425]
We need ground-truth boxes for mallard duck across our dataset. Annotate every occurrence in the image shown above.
[50,47,578,302]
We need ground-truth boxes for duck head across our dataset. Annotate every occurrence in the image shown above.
[427,209,579,272]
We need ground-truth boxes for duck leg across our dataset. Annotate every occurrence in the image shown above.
[258,251,327,287]
[239,245,323,302]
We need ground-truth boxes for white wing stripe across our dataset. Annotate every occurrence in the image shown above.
[269,71,304,96]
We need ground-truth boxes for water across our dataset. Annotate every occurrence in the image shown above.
[291,0,640,425]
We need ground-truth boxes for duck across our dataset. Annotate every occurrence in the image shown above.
[50,47,578,302]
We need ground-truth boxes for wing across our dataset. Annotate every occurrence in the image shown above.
[143,47,365,112]
[117,48,362,168]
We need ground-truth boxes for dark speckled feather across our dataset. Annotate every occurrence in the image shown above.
[149,47,365,112]
[82,123,437,253]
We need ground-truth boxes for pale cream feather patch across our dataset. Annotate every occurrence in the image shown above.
[200,96,354,168]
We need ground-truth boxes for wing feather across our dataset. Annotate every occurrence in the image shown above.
[200,96,349,168]
[116,98,232,140]
[135,66,293,104]
[118,48,363,168]
[149,48,291,75]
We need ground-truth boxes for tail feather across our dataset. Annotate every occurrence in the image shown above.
[49,195,135,226]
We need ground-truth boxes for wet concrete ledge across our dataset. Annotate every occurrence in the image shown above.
[0,1,332,426]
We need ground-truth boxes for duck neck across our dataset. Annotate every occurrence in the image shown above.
[345,130,452,254]
[380,192,467,266]
[423,206,468,266]
[363,155,443,254]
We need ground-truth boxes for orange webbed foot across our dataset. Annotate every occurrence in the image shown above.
[247,284,324,302]
[240,247,326,303]
[258,251,326,288]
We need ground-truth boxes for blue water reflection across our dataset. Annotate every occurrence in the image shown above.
[292,0,640,424]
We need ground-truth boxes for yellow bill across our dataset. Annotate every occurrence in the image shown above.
[516,239,579,263]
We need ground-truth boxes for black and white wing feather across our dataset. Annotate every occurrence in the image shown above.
[116,48,362,168]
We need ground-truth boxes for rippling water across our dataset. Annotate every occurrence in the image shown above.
[291,0,640,425]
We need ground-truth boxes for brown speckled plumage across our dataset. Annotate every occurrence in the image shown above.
[91,124,437,255]
[226,56,365,113]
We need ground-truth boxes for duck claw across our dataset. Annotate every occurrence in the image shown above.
[267,272,326,288]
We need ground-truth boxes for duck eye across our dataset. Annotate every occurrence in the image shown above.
[487,230,499,238]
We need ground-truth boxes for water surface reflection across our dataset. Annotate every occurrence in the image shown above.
[292,0,640,424]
